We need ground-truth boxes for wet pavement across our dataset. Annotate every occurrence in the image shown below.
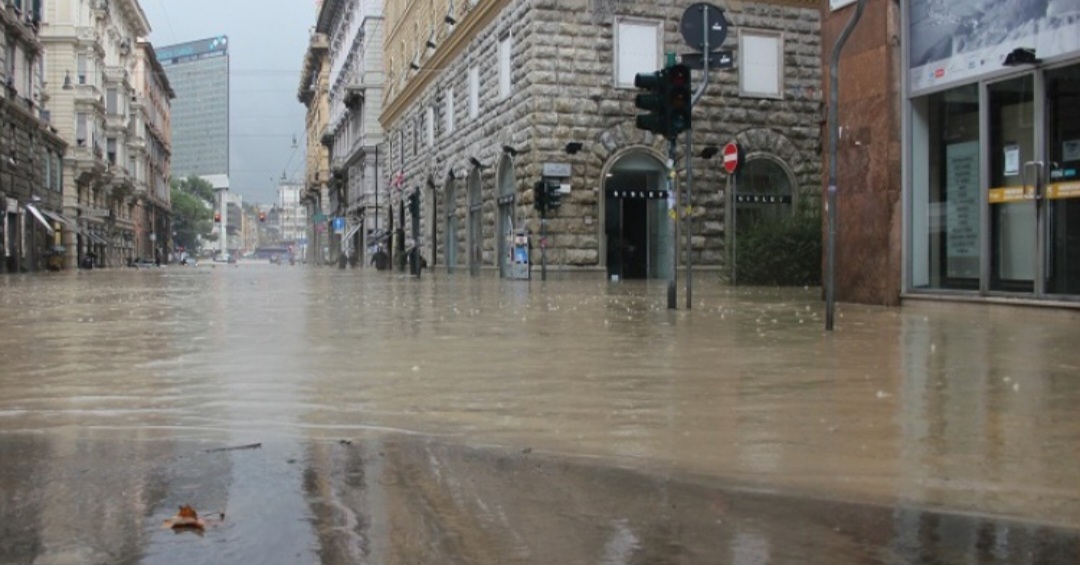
[1,265,1079,564]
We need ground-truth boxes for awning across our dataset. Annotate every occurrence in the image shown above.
[25,205,55,235]
[343,222,362,242]
[86,232,109,245]
[37,208,78,230]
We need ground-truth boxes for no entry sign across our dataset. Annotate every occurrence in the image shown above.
[722,142,742,174]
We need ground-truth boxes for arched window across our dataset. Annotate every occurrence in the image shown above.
[735,155,796,232]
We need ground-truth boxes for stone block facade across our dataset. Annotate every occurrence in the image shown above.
[380,0,823,277]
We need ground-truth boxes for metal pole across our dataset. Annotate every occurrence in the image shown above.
[541,215,547,281]
[731,172,737,285]
[685,4,714,309]
[685,127,693,310]
[826,0,867,332]
[668,140,678,310]
[219,188,227,259]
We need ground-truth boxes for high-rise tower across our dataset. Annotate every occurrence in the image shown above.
[156,36,230,179]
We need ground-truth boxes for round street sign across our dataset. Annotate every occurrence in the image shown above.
[680,3,729,52]
[722,142,742,175]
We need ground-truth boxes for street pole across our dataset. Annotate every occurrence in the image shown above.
[826,0,867,331]
[540,214,547,282]
[219,188,227,259]
[683,5,714,310]
[668,140,678,310]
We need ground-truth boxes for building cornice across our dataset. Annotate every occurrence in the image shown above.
[381,0,509,128]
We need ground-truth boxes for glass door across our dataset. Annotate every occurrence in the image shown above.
[987,65,1080,299]
[988,75,1036,293]
[1045,65,1080,297]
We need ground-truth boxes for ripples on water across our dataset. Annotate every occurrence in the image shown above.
[1,266,1078,564]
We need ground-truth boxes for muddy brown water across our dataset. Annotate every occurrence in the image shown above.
[1,266,1078,564]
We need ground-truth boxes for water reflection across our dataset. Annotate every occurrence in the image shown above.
[0,267,1079,562]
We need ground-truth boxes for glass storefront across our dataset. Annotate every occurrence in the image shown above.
[907,0,1080,301]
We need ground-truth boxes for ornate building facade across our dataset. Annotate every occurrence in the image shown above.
[131,38,172,263]
[1,1,68,274]
[41,0,152,269]
[301,0,384,267]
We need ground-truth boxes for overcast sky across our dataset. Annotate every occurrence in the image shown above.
[140,0,317,205]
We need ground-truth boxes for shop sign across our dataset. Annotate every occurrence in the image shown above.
[84,207,110,217]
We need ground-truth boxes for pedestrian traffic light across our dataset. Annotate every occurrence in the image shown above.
[534,180,548,214]
[545,180,563,210]
[666,64,692,138]
[633,68,666,135]
[214,211,221,223]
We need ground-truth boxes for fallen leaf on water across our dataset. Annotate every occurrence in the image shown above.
[163,504,224,533]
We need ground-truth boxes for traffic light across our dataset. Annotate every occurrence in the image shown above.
[666,64,692,138]
[214,211,221,223]
[534,180,548,213]
[545,180,563,210]
[258,211,266,223]
[633,68,666,135]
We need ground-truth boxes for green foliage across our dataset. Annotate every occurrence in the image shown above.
[170,175,217,252]
[735,206,822,286]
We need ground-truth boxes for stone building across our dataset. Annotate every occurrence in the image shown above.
[378,0,823,280]
[300,0,385,267]
[1,1,68,274]
[41,0,152,269]
[130,38,173,263]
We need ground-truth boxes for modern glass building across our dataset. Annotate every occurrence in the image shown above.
[156,36,230,179]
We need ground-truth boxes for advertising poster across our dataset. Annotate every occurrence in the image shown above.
[909,0,1080,94]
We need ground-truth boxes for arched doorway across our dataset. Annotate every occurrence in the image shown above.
[603,150,672,280]
[467,168,482,276]
[496,155,515,278]
[445,175,458,273]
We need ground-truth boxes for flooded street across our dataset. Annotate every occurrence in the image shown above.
[1,265,1079,564]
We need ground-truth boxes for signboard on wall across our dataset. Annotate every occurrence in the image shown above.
[830,0,857,10]
[909,0,1080,94]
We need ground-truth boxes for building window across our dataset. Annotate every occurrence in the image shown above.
[735,156,796,231]
[498,33,513,99]
[468,66,479,118]
[446,87,455,134]
[426,106,435,146]
[106,88,118,114]
[77,53,88,84]
[106,137,117,165]
[739,30,784,99]
[614,18,661,88]
[76,113,88,145]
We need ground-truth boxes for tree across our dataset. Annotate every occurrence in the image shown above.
[170,175,217,252]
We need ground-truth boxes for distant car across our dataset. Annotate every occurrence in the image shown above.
[212,253,233,263]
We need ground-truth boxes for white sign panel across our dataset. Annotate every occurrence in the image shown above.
[909,0,1080,94]
[830,0,857,10]
[945,141,980,278]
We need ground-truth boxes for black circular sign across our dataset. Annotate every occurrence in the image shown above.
[680,3,729,52]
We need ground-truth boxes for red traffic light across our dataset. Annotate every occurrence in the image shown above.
[214,211,221,223]
[258,212,266,222]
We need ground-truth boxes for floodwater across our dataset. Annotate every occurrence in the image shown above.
[1,264,1078,564]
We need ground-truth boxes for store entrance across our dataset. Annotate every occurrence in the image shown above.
[988,65,1080,298]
